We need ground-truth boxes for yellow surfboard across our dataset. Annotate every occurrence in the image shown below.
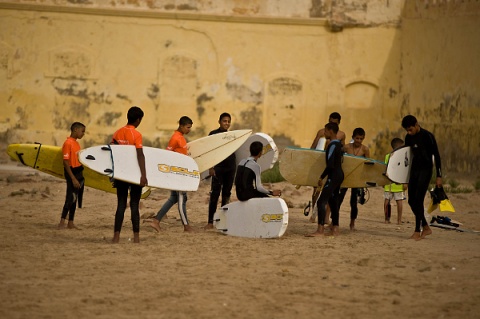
[6,143,151,200]
[279,146,390,188]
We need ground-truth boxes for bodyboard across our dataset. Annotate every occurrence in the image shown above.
[385,146,412,184]
[213,198,288,238]
[235,132,279,172]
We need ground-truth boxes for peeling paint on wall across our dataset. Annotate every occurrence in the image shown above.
[225,83,263,104]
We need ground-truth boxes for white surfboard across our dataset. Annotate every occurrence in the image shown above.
[213,198,288,238]
[279,146,390,188]
[385,146,412,184]
[79,145,200,191]
[234,132,279,172]
[315,137,326,150]
[187,129,252,173]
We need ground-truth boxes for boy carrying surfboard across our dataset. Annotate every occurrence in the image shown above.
[204,113,236,230]
[384,138,407,225]
[150,116,194,233]
[111,106,148,244]
[308,112,346,224]
[58,122,86,230]
[401,115,443,240]
[305,122,344,237]
[338,127,370,231]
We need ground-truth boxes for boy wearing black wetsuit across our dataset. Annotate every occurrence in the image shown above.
[402,115,443,240]
[306,122,344,237]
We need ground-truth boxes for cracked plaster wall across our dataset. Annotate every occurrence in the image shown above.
[0,0,479,176]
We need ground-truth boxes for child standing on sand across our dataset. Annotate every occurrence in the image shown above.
[58,122,86,230]
[384,138,407,225]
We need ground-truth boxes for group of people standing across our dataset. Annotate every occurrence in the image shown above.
[306,112,443,241]
[58,107,442,243]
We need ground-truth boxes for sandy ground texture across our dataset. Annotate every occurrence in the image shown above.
[1,158,480,319]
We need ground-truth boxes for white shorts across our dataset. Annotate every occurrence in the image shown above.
[384,192,404,201]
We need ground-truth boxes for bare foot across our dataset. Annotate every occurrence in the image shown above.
[184,225,195,232]
[409,231,422,241]
[309,216,316,223]
[150,219,162,233]
[203,223,214,230]
[67,222,81,230]
[350,221,356,231]
[57,218,66,230]
[329,226,340,237]
[420,226,432,239]
[305,225,325,237]
[112,231,120,244]
[385,219,391,224]
[133,232,140,243]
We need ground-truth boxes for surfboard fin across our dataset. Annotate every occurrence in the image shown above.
[86,155,95,160]
[104,169,113,174]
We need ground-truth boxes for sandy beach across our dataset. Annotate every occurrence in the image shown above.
[1,156,479,319]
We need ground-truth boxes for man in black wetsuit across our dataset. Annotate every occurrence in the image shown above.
[306,122,344,237]
[402,115,443,240]
[204,113,237,230]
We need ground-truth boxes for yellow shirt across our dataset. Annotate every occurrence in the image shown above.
[384,153,404,193]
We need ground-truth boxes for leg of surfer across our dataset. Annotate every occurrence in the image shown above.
[113,180,129,243]
[129,184,142,243]
[151,191,178,232]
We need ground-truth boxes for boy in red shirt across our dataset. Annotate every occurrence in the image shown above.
[58,122,86,230]
[111,106,148,243]
[150,116,193,232]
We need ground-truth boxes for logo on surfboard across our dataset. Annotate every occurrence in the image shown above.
[261,214,284,223]
[157,164,200,179]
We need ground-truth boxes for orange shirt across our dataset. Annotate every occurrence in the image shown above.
[62,137,82,168]
[111,125,143,148]
[167,130,188,155]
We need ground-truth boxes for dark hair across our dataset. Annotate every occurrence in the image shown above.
[179,116,193,126]
[401,115,417,129]
[70,122,85,131]
[127,106,144,124]
[250,141,263,156]
[219,112,231,121]
[325,122,339,134]
[352,127,365,137]
[329,112,341,122]
[391,137,404,149]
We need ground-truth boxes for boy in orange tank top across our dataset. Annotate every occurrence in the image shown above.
[58,122,86,230]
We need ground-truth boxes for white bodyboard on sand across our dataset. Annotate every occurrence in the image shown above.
[79,145,200,191]
[213,198,288,238]
[235,132,279,172]
[385,146,412,184]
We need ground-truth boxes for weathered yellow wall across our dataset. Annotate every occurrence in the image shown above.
[0,0,479,175]
[398,0,480,175]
